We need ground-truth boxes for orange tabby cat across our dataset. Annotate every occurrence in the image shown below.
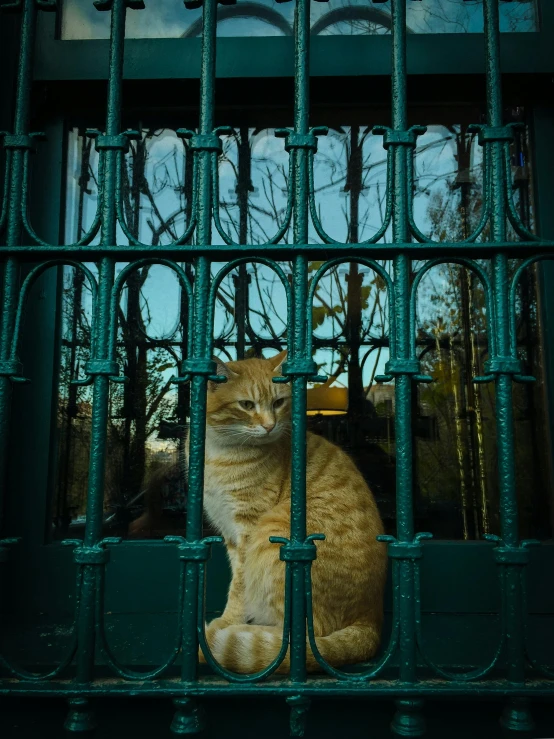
[192,351,386,674]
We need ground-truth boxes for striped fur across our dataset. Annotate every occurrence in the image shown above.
[191,352,386,674]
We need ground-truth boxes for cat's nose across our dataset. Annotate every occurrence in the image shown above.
[262,422,275,434]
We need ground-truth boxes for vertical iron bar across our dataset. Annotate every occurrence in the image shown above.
[391,0,411,537]
[0,0,37,535]
[289,0,311,686]
[177,149,194,465]
[391,0,414,633]
[482,0,532,730]
[68,3,128,730]
[171,0,217,733]
[182,0,214,680]
[389,0,424,734]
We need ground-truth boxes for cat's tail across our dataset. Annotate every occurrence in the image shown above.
[204,620,381,674]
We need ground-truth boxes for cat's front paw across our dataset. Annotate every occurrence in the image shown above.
[205,616,230,637]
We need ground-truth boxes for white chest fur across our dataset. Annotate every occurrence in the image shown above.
[202,465,243,545]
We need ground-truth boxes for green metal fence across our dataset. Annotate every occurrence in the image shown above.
[0,0,553,735]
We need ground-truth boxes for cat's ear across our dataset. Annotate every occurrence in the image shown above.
[268,350,287,375]
[209,356,237,390]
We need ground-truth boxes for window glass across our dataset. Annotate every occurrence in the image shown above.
[61,0,538,40]
[54,112,551,543]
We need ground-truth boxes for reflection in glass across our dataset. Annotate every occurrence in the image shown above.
[61,0,538,40]
[54,114,551,543]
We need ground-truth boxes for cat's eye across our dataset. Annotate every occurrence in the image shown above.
[273,398,285,409]
[238,400,255,411]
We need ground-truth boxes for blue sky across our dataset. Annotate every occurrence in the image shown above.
[63,123,489,398]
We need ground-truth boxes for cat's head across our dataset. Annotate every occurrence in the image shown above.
[206,351,290,447]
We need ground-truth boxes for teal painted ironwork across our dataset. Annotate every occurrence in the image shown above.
[1,0,554,736]
[195,541,293,682]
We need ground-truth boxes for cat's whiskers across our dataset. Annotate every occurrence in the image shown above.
[210,422,290,449]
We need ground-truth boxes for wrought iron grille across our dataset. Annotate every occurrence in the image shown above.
[54,121,548,544]
[0,0,553,736]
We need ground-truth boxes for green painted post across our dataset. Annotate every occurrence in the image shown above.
[389,1,425,735]
[65,0,137,731]
[0,0,37,545]
[289,0,311,688]
[482,0,533,732]
[170,0,217,733]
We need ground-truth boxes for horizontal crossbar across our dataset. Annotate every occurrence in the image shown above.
[1,677,553,698]
[0,242,553,261]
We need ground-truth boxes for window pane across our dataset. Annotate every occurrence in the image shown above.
[61,0,538,40]
[54,111,551,543]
